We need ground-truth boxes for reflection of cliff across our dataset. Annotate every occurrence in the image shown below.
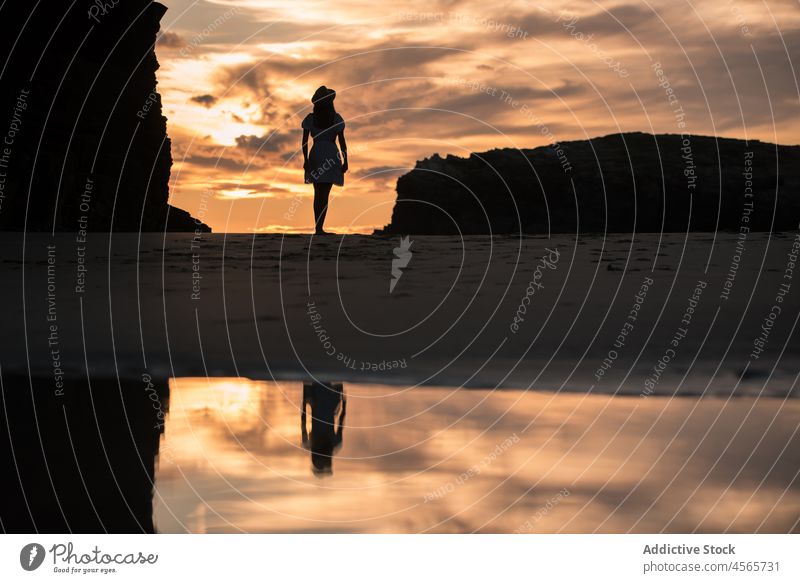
[0,376,168,533]
[382,133,800,234]
[0,1,208,232]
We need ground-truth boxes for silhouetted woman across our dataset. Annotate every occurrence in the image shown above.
[301,86,348,235]
[301,381,346,476]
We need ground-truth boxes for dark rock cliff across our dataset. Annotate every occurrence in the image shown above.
[0,0,209,232]
[381,133,799,234]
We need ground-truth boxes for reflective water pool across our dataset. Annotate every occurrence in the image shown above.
[153,378,800,533]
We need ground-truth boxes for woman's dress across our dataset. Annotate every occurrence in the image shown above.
[303,113,345,186]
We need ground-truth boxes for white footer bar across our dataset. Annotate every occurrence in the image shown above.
[1,534,796,582]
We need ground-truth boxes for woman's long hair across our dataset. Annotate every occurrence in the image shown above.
[312,86,336,130]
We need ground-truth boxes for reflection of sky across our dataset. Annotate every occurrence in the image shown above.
[156,1,800,233]
[154,378,800,533]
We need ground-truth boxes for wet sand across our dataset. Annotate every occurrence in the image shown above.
[2,232,798,397]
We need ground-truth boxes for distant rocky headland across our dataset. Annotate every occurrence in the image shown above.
[380,133,799,234]
[0,0,208,232]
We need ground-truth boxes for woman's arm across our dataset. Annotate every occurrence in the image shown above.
[301,400,309,448]
[335,398,346,447]
[336,392,346,435]
[338,131,348,173]
[302,129,310,169]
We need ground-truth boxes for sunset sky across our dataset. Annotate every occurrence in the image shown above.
[155,0,800,233]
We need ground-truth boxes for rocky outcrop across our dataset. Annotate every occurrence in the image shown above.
[381,133,800,234]
[0,0,208,232]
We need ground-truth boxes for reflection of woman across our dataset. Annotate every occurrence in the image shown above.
[301,381,346,476]
[301,86,348,235]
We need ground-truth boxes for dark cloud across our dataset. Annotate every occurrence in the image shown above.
[573,4,656,36]
[437,79,587,113]
[218,42,473,95]
[498,7,569,39]
[157,31,184,48]
[618,26,800,135]
[235,131,295,153]
[507,3,658,40]
[352,165,407,179]
[184,153,249,171]
[191,94,218,107]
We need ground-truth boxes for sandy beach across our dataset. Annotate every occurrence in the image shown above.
[2,232,797,396]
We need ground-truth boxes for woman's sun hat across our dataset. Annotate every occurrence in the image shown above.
[312,85,336,105]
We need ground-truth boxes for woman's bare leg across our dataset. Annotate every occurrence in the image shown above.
[313,183,333,234]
